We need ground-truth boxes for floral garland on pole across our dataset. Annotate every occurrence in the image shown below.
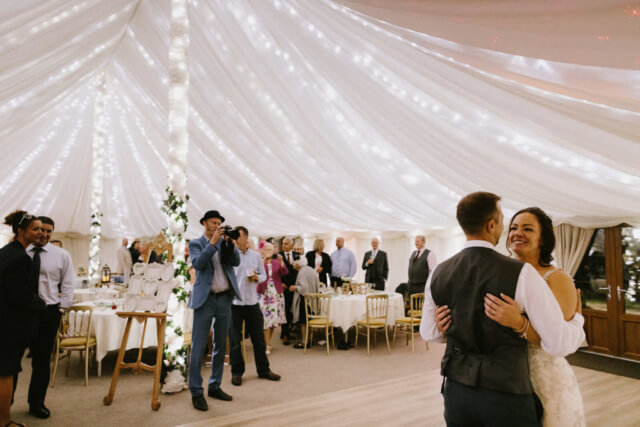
[88,70,107,283]
[161,0,190,394]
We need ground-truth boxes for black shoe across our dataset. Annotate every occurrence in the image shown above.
[231,375,242,386]
[192,395,208,411]
[258,370,281,381]
[293,342,304,349]
[29,405,51,419]
[337,341,350,350]
[282,337,290,345]
[208,387,233,401]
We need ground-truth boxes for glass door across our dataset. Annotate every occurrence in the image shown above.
[619,227,640,359]
[574,229,617,355]
[574,226,640,360]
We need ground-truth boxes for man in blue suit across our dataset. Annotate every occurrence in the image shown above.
[188,210,240,412]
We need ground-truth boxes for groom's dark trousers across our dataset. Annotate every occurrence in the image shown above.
[443,378,541,427]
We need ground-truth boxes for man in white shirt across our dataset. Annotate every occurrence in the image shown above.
[229,226,280,386]
[420,192,585,426]
[24,216,74,419]
[116,237,132,282]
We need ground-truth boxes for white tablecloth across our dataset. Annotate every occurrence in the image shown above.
[74,288,119,303]
[73,276,90,289]
[87,302,159,375]
[328,293,404,331]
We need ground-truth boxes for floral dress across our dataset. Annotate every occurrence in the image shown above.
[259,263,287,329]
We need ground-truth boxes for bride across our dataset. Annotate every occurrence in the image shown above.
[437,207,586,427]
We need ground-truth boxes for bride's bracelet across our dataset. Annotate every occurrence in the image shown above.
[513,315,529,337]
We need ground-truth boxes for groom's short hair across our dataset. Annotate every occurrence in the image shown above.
[456,192,501,235]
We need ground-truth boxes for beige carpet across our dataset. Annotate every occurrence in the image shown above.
[11,334,443,426]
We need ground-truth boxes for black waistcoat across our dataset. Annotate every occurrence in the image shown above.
[430,246,532,395]
[408,248,430,284]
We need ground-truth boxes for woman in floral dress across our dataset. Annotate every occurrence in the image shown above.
[257,242,288,354]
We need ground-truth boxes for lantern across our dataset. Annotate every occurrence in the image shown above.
[101,265,111,284]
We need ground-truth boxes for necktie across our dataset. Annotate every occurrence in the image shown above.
[414,250,420,261]
[32,247,43,292]
[287,253,291,264]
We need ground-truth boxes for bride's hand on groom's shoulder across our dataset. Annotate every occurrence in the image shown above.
[434,305,451,334]
[484,293,523,330]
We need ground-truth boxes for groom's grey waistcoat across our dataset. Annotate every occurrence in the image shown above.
[430,246,532,395]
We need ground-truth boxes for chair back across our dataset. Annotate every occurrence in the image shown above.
[409,293,425,318]
[365,294,389,322]
[144,233,173,263]
[60,305,94,344]
[305,293,331,322]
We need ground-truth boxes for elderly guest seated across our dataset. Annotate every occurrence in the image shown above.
[289,257,320,349]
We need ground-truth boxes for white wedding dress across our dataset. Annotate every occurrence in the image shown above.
[527,270,586,427]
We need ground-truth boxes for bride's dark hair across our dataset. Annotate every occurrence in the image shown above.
[507,207,555,267]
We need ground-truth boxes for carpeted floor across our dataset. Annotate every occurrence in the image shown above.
[11,333,640,426]
[11,333,444,427]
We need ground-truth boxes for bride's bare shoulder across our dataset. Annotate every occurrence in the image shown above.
[546,269,578,320]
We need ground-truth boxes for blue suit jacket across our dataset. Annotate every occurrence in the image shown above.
[188,235,241,310]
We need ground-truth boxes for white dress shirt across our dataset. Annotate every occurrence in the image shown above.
[27,243,74,308]
[420,240,585,358]
[233,249,267,306]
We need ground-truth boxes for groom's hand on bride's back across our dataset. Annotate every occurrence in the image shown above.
[434,305,451,334]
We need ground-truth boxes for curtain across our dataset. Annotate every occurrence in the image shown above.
[554,224,595,277]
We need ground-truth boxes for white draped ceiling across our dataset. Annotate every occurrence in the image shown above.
[1,0,639,239]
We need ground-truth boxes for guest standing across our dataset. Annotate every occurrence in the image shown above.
[407,235,437,296]
[330,237,356,289]
[305,239,331,285]
[257,242,288,355]
[129,239,141,266]
[0,211,44,427]
[188,210,240,412]
[116,237,132,282]
[279,237,299,345]
[362,237,389,291]
[229,227,280,386]
[21,217,74,420]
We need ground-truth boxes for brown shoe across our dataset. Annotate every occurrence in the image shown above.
[231,375,242,386]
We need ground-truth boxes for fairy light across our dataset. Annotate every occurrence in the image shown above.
[162,0,190,394]
[88,70,107,283]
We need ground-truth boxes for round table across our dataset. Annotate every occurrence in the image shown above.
[328,292,405,331]
[74,288,119,303]
[86,301,159,375]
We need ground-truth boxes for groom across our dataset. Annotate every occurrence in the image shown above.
[420,192,585,427]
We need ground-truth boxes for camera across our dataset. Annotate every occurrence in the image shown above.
[221,225,240,240]
[272,254,278,260]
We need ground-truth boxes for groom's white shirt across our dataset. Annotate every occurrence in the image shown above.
[420,240,585,358]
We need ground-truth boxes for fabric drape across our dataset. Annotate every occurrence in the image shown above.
[554,224,596,277]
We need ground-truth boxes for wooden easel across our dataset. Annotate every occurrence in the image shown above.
[103,311,168,410]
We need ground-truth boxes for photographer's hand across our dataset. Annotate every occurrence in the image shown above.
[209,227,224,246]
